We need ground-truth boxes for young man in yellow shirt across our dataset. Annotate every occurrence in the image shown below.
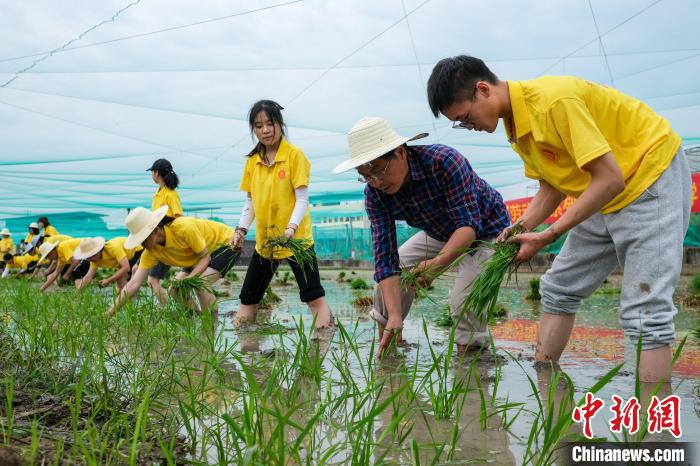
[427,55,691,383]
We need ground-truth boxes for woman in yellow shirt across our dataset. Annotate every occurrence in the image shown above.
[232,100,333,329]
[106,206,239,316]
[38,238,90,291]
[73,237,143,292]
[146,158,183,304]
[23,222,40,245]
[0,229,13,256]
[37,217,59,238]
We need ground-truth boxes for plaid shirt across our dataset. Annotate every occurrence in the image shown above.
[365,144,510,282]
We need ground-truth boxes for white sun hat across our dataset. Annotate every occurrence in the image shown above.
[124,206,168,250]
[38,241,58,263]
[1,228,9,235]
[29,222,39,229]
[333,117,428,174]
[73,236,106,260]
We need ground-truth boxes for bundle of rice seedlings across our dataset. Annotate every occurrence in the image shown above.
[525,277,541,300]
[262,236,316,277]
[170,274,214,305]
[258,286,281,310]
[459,224,525,321]
[349,278,369,290]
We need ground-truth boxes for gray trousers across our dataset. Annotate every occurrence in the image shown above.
[369,231,495,346]
[540,147,691,350]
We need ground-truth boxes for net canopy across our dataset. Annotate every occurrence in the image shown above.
[1,0,699,255]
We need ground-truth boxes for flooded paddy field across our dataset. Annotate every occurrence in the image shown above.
[0,268,698,464]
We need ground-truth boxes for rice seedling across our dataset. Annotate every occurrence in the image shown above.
[349,278,369,290]
[276,270,292,286]
[226,270,239,281]
[525,277,541,300]
[262,236,316,275]
[690,273,700,295]
[434,305,453,327]
[258,286,281,310]
[336,270,347,282]
[351,295,373,309]
[170,274,215,309]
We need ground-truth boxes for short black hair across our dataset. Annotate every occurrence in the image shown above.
[427,55,499,117]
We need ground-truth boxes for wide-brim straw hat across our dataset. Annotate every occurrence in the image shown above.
[73,236,106,260]
[333,117,428,174]
[38,241,58,263]
[1,228,9,235]
[124,206,168,250]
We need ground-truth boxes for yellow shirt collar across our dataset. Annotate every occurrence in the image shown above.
[506,80,532,141]
[255,137,290,165]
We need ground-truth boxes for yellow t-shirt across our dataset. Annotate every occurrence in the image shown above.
[46,234,72,244]
[0,237,13,254]
[152,187,183,217]
[139,217,233,269]
[7,254,38,269]
[90,237,143,270]
[24,233,34,244]
[506,77,681,214]
[43,225,59,237]
[239,137,313,259]
[56,238,82,266]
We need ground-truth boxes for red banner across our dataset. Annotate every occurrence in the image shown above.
[505,172,700,224]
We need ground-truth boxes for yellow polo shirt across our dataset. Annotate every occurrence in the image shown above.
[46,234,72,244]
[7,254,38,269]
[506,77,681,214]
[152,187,183,217]
[240,137,313,259]
[90,237,143,270]
[0,237,13,254]
[24,233,34,244]
[139,217,233,269]
[56,238,82,266]
[43,225,59,237]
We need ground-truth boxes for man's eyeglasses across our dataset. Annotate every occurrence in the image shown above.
[451,86,478,130]
[357,158,393,184]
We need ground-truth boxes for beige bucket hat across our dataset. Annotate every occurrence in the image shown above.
[73,237,106,260]
[333,117,428,174]
[29,222,39,229]
[124,206,168,250]
[38,241,58,263]
[1,228,9,236]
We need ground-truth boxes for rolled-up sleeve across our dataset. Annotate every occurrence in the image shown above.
[439,149,481,237]
[365,188,399,282]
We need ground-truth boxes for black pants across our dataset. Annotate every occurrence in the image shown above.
[60,260,90,281]
[239,247,325,305]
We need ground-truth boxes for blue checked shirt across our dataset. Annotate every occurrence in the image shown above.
[365,144,510,282]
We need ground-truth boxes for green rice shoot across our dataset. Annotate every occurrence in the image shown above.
[262,236,316,278]
[170,274,214,305]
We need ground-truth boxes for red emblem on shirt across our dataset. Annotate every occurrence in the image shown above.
[278,169,286,179]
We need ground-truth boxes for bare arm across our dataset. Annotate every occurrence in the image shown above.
[105,267,149,316]
[76,267,97,290]
[102,257,130,286]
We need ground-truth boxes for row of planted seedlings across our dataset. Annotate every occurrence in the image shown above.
[1,262,684,465]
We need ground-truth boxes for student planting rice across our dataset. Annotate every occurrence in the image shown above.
[23,222,40,246]
[72,236,143,292]
[146,158,183,304]
[232,100,333,329]
[1,244,40,278]
[0,228,13,256]
[38,237,91,291]
[333,117,510,356]
[428,55,691,383]
[105,206,239,316]
[36,216,58,238]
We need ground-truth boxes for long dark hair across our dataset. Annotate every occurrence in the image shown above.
[246,100,287,158]
[37,216,50,227]
[155,168,179,190]
[157,216,177,228]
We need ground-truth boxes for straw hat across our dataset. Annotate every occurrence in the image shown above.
[74,237,106,260]
[1,228,9,236]
[124,206,168,249]
[333,117,428,174]
[38,241,58,263]
[29,222,39,229]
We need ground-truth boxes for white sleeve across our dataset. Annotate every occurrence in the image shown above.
[288,186,309,227]
[238,193,255,230]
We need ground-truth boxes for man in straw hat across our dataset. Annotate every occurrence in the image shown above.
[334,117,510,357]
[72,237,143,292]
[105,206,239,316]
[38,237,90,291]
[426,55,691,383]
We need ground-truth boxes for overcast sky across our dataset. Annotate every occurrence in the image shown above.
[1,0,698,227]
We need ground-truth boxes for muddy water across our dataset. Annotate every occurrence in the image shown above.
[212,269,700,463]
